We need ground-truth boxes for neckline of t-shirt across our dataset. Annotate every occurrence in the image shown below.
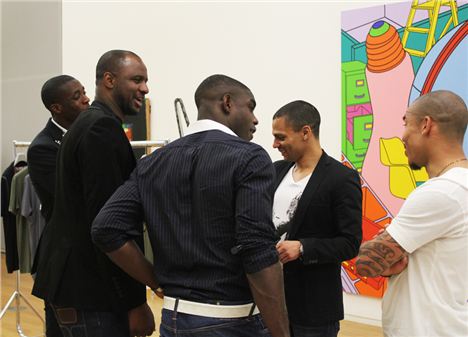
[290,164,312,183]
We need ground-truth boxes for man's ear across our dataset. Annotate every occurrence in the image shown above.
[50,103,62,115]
[102,71,115,89]
[421,116,433,136]
[302,125,310,139]
[221,94,232,115]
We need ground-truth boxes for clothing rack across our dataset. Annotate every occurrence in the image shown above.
[1,139,169,337]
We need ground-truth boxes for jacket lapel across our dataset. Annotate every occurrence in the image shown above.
[274,161,294,190]
[287,150,330,239]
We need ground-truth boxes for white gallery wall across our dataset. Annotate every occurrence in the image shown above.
[62,0,403,162]
[1,0,62,252]
[1,0,62,170]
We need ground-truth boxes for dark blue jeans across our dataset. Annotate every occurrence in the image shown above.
[51,305,129,337]
[160,309,271,337]
[291,321,340,337]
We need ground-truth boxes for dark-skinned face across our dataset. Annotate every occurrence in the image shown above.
[57,80,90,125]
[228,89,258,141]
[112,56,149,116]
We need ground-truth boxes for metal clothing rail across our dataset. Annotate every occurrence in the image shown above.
[11,139,170,150]
[1,138,169,337]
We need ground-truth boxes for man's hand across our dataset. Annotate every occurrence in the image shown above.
[247,262,290,337]
[153,287,164,299]
[276,240,301,264]
[128,303,155,337]
[381,255,409,277]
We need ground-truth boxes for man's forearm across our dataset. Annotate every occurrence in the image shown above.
[106,240,159,291]
[247,262,290,337]
[356,231,408,277]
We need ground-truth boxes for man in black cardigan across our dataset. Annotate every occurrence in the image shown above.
[272,100,362,337]
[28,75,89,337]
[32,50,154,337]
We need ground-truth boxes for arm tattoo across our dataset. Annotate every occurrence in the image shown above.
[356,231,407,277]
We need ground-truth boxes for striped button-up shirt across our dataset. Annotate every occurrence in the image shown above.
[92,121,279,303]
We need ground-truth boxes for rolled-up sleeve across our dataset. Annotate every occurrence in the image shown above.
[235,146,279,274]
[92,168,144,253]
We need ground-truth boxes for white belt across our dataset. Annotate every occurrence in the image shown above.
[163,296,259,318]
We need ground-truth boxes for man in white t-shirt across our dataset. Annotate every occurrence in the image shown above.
[356,90,468,337]
[272,100,362,337]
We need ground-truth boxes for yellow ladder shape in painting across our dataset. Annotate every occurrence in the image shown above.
[402,0,459,58]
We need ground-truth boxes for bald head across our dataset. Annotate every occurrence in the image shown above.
[194,74,251,110]
[193,74,257,140]
[409,90,468,142]
[95,49,141,85]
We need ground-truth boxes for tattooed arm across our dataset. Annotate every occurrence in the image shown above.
[356,231,408,277]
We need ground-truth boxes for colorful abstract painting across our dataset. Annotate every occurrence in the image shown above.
[341,0,468,298]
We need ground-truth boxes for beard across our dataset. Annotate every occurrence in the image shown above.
[409,162,422,171]
[113,89,140,116]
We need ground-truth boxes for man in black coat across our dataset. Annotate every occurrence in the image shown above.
[32,50,154,337]
[271,101,362,337]
[28,75,89,337]
[28,75,90,223]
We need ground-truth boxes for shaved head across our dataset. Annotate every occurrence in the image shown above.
[194,74,251,109]
[409,90,468,142]
[95,49,141,85]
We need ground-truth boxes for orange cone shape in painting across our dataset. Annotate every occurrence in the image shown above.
[366,21,406,73]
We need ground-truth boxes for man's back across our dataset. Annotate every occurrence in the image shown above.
[383,167,468,336]
[134,129,278,302]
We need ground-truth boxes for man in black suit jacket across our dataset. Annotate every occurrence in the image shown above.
[28,75,90,223]
[32,50,154,337]
[272,101,362,337]
[28,75,89,337]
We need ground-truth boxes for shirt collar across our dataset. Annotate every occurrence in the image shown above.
[51,118,68,135]
[185,119,237,137]
[92,100,123,122]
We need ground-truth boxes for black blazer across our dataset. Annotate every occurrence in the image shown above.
[28,118,63,222]
[32,101,145,312]
[274,151,362,326]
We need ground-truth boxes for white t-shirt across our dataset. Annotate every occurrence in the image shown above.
[383,167,468,337]
[273,165,311,241]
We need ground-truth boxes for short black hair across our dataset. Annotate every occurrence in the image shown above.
[95,49,140,84]
[273,100,321,138]
[41,75,76,110]
[194,74,250,108]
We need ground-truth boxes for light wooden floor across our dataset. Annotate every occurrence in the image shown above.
[1,254,383,336]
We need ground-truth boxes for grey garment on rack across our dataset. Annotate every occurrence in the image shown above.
[21,174,46,265]
[8,166,32,273]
